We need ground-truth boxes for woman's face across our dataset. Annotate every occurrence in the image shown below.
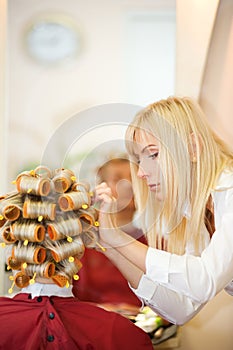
[134,130,165,201]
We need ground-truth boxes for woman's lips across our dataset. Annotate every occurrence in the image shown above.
[148,183,160,191]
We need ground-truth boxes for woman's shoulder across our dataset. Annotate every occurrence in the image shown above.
[213,168,233,217]
[214,168,233,191]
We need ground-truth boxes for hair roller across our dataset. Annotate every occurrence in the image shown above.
[0,215,7,228]
[51,274,69,288]
[7,256,22,270]
[23,198,56,221]
[71,181,90,193]
[24,261,56,278]
[52,257,82,287]
[45,236,85,263]
[58,191,91,212]
[12,243,46,264]
[53,169,76,193]
[78,207,99,229]
[14,271,30,288]
[0,193,23,221]
[34,166,52,178]
[1,225,17,244]
[47,214,82,241]
[3,205,21,221]
[33,246,46,264]
[16,173,51,196]
[12,219,45,242]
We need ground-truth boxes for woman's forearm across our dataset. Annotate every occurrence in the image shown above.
[104,245,144,289]
[99,223,149,278]
[115,236,148,273]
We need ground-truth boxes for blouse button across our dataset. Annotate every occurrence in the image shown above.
[49,312,55,319]
[37,296,43,302]
[47,335,54,342]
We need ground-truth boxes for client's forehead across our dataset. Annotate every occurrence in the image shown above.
[105,161,131,179]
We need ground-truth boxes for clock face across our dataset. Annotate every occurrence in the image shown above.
[25,20,81,64]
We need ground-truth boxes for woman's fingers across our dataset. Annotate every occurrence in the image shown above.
[94,182,116,210]
[98,193,113,203]
[93,183,118,242]
[98,194,117,216]
[95,182,112,200]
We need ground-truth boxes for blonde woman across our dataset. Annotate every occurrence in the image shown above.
[95,96,233,325]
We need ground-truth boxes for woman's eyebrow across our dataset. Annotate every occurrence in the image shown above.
[141,144,159,154]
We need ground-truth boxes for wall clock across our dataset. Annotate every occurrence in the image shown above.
[25,15,82,64]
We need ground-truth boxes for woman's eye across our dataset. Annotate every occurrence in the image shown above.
[149,152,159,159]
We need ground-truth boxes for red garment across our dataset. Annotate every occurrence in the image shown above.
[73,248,141,305]
[73,229,146,306]
[0,293,153,350]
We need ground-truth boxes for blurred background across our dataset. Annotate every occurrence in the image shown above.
[0,0,232,349]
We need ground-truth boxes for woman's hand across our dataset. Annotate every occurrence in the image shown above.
[94,182,118,246]
[94,182,134,248]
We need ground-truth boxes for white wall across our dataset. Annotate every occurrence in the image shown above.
[175,0,219,99]
[200,0,233,147]
[124,10,176,105]
[6,0,176,184]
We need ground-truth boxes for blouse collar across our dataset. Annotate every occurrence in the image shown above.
[215,168,233,191]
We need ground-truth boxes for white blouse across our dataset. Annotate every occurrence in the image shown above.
[131,169,233,325]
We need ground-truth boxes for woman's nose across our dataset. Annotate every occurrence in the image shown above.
[137,165,148,179]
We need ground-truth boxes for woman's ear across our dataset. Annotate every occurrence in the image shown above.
[189,132,203,162]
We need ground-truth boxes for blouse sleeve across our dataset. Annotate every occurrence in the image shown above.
[130,274,204,324]
[130,187,233,324]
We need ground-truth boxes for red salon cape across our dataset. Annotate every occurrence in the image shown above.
[73,248,142,306]
[73,228,146,306]
[0,293,153,350]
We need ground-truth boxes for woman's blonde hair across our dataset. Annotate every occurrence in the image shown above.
[126,96,233,254]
